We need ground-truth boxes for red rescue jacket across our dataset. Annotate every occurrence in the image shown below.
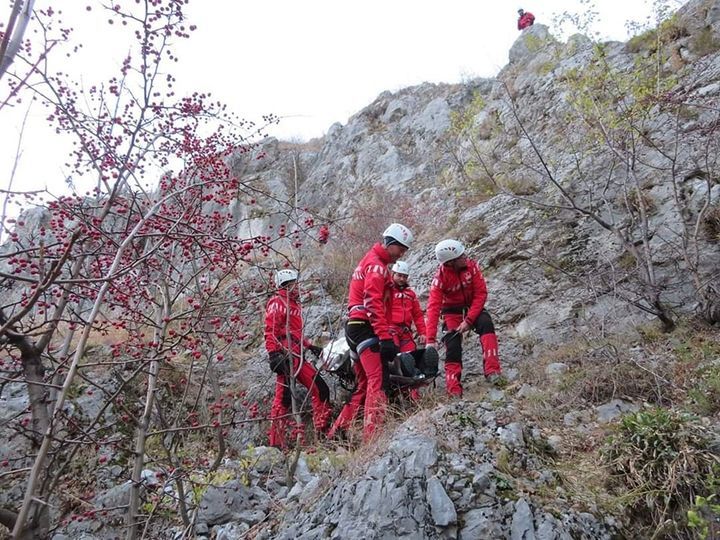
[264,288,312,356]
[389,283,426,338]
[425,259,488,343]
[518,12,535,30]
[347,242,393,340]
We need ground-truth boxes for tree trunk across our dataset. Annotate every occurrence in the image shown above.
[125,355,158,540]
[0,312,50,539]
[21,344,50,445]
[126,283,170,540]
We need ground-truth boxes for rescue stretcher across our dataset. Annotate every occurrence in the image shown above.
[316,336,439,392]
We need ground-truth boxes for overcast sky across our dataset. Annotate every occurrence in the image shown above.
[177,0,663,140]
[0,0,677,209]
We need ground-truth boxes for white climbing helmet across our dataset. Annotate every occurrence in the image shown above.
[391,261,410,275]
[382,223,414,248]
[435,239,466,264]
[274,269,298,287]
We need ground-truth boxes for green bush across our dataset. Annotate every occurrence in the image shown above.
[627,28,658,53]
[604,408,720,536]
[689,364,720,416]
[687,494,720,540]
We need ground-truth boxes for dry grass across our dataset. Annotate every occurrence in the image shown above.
[509,322,720,535]
[553,445,626,516]
[516,336,680,429]
[56,317,131,350]
[618,188,658,216]
[603,407,720,537]
[318,385,460,479]
[692,27,720,57]
[329,412,414,477]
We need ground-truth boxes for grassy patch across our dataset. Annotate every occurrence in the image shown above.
[617,251,637,271]
[688,364,720,416]
[553,446,626,516]
[457,216,489,246]
[500,176,539,196]
[535,60,555,77]
[692,27,720,57]
[603,408,720,537]
[518,336,677,428]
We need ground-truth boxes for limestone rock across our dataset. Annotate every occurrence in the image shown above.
[427,476,457,527]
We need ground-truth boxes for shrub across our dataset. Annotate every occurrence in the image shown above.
[448,91,486,137]
[604,407,720,536]
[573,357,673,405]
[627,29,657,53]
[523,33,549,54]
[626,16,688,54]
[617,250,637,270]
[688,364,720,416]
[465,176,498,201]
[320,243,363,301]
[518,339,676,430]
[501,176,539,196]
[692,27,720,57]
[687,494,720,540]
[620,188,657,216]
[458,217,488,246]
[702,202,720,243]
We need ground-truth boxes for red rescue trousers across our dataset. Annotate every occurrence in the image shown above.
[329,345,387,442]
[269,358,331,448]
[329,320,388,442]
[328,360,366,439]
[442,310,501,397]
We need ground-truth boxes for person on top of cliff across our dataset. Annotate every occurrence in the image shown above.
[264,269,331,448]
[517,8,535,30]
[327,223,414,442]
[425,240,502,397]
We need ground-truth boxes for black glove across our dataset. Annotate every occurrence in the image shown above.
[379,339,398,365]
[268,351,289,375]
[308,344,323,357]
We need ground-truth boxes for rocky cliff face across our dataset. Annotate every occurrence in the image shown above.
[268,400,617,540]
[229,0,720,346]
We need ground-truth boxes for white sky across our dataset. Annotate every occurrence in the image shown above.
[0,0,675,211]
[178,0,661,141]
